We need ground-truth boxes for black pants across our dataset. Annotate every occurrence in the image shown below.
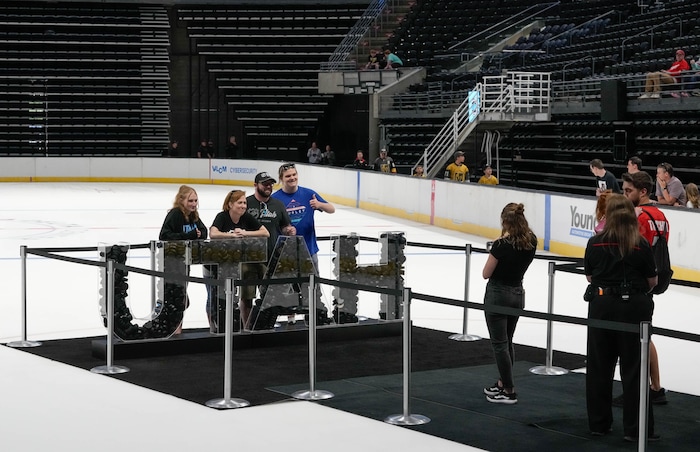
[586,293,654,437]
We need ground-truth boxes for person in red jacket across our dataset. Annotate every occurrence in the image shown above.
[639,49,690,99]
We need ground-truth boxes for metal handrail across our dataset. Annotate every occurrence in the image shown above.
[323,0,392,71]
[448,2,560,51]
[620,16,683,62]
[541,9,618,51]
[562,55,594,82]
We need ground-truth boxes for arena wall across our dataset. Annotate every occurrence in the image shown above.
[2,157,698,281]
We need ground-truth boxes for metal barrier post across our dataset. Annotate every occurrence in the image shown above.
[530,261,568,376]
[149,240,157,311]
[638,321,652,449]
[385,288,430,425]
[293,274,334,400]
[91,259,129,374]
[450,243,481,341]
[206,278,250,409]
[7,246,42,348]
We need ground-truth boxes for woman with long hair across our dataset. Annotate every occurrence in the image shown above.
[159,185,208,241]
[210,190,269,330]
[482,203,538,404]
[584,194,658,441]
[594,189,613,234]
[685,182,699,208]
[158,185,209,334]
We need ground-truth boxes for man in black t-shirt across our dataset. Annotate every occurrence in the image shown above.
[246,172,295,259]
[590,159,620,196]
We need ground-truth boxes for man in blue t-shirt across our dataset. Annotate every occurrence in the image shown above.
[271,163,335,272]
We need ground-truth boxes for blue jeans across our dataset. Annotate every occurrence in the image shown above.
[484,281,525,390]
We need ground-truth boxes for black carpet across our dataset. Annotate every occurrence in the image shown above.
[10,327,698,451]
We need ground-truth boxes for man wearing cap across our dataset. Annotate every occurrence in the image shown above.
[373,148,397,173]
[444,151,469,182]
[240,172,295,328]
[639,49,690,99]
[478,164,499,185]
[247,172,296,259]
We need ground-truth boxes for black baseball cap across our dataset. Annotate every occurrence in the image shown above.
[254,172,276,184]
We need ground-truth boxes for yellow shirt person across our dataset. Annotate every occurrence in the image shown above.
[478,165,499,185]
[444,151,469,182]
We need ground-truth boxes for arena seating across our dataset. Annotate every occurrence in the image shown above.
[3,0,700,194]
[176,3,367,154]
[376,0,700,194]
[0,2,171,156]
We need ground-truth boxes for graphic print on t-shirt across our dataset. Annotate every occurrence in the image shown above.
[183,223,197,234]
[284,198,307,226]
[249,204,279,222]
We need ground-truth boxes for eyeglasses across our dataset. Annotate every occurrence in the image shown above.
[280,163,295,171]
[259,180,274,186]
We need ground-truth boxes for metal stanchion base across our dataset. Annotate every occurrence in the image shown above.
[90,365,130,375]
[6,340,42,348]
[448,333,481,342]
[205,397,250,409]
[529,365,569,376]
[291,389,334,401]
[384,414,431,426]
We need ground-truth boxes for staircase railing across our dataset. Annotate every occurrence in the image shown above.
[418,72,551,178]
[321,0,388,71]
[421,90,482,178]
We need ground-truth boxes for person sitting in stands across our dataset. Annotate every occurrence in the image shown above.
[412,165,426,177]
[383,49,403,70]
[639,49,690,99]
[365,49,383,70]
[686,56,700,96]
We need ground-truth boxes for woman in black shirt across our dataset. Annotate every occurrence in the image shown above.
[584,194,658,441]
[482,203,537,404]
[210,190,269,329]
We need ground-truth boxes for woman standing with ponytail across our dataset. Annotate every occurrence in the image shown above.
[482,203,538,405]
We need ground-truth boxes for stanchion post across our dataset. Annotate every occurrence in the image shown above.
[206,278,250,409]
[7,245,42,348]
[529,261,568,376]
[91,259,129,375]
[149,240,157,311]
[450,243,480,341]
[638,321,652,448]
[385,288,430,425]
[293,274,334,400]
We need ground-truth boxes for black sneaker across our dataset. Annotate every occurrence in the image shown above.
[624,433,660,442]
[486,390,517,405]
[483,382,502,396]
[612,394,624,407]
[650,387,668,405]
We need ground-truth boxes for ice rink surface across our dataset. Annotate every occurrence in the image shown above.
[0,182,698,451]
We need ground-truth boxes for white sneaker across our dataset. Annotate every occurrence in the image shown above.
[650,93,660,99]
[639,93,650,99]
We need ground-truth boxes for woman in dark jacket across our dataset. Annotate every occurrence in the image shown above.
[159,185,208,241]
[158,185,208,334]
[584,194,658,441]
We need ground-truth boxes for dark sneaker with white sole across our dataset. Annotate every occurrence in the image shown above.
[486,390,517,404]
[483,383,502,396]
